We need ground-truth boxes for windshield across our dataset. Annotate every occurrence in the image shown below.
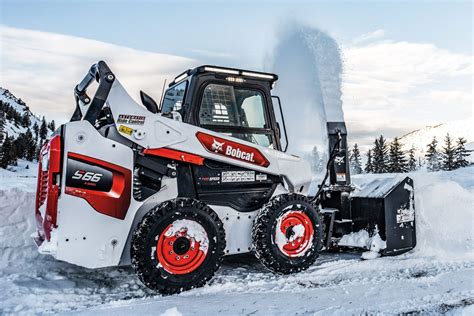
[198,83,274,148]
[199,84,267,128]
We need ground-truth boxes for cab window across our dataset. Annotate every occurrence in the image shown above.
[198,83,274,147]
[161,81,187,113]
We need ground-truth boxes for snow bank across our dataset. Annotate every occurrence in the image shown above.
[0,160,38,191]
[353,166,474,260]
[411,170,474,259]
[0,188,38,269]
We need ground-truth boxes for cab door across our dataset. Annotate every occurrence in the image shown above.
[185,80,281,211]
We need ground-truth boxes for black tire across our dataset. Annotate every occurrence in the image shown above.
[252,193,323,274]
[131,198,226,294]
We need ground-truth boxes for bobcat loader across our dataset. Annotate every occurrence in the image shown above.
[34,61,416,294]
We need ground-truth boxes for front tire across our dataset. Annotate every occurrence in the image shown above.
[131,198,226,294]
[252,194,323,274]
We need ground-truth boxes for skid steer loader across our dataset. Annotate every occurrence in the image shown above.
[33,61,416,294]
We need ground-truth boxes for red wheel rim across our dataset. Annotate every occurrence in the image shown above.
[156,219,209,275]
[275,210,314,257]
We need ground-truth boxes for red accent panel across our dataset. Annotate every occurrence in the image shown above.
[35,135,61,241]
[143,148,204,165]
[196,132,270,167]
[65,152,132,220]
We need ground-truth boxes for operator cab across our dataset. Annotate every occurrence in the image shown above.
[156,66,285,151]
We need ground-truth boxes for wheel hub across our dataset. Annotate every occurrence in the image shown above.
[276,210,314,257]
[173,237,191,255]
[156,220,209,275]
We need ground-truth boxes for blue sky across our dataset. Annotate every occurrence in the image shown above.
[0,0,472,151]
[1,0,472,68]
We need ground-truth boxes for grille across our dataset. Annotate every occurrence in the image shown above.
[38,170,49,207]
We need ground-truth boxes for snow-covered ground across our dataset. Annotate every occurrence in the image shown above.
[0,165,473,315]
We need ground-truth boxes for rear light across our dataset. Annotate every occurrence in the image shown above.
[35,134,62,241]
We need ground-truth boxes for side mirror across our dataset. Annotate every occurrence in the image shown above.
[140,90,158,114]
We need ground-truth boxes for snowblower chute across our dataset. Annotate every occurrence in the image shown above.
[33,61,416,294]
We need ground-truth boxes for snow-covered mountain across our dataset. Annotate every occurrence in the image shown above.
[399,118,473,160]
[0,87,45,141]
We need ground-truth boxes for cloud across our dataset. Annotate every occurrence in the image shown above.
[341,38,472,149]
[0,26,472,153]
[0,25,196,122]
[189,49,236,59]
[352,29,386,45]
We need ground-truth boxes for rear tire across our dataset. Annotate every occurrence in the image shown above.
[131,198,226,294]
[252,193,323,274]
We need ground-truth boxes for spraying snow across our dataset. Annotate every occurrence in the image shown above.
[269,23,344,174]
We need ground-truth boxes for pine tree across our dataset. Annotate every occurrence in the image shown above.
[349,143,363,174]
[39,117,48,140]
[21,112,31,128]
[310,145,323,174]
[49,120,56,132]
[0,111,5,144]
[454,137,470,169]
[0,135,13,168]
[33,122,39,140]
[441,133,456,171]
[364,149,373,173]
[13,133,26,160]
[425,136,441,172]
[24,129,36,161]
[10,139,19,166]
[407,146,417,172]
[388,137,407,173]
[372,135,388,173]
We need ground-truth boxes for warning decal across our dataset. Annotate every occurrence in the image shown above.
[117,114,145,125]
[221,171,255,183]
[118,125,133,135]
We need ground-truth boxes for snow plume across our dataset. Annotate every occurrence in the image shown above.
[268,23,344,167]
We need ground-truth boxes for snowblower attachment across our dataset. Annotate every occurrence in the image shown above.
[318,122,416,255]
[351,177,416,255]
